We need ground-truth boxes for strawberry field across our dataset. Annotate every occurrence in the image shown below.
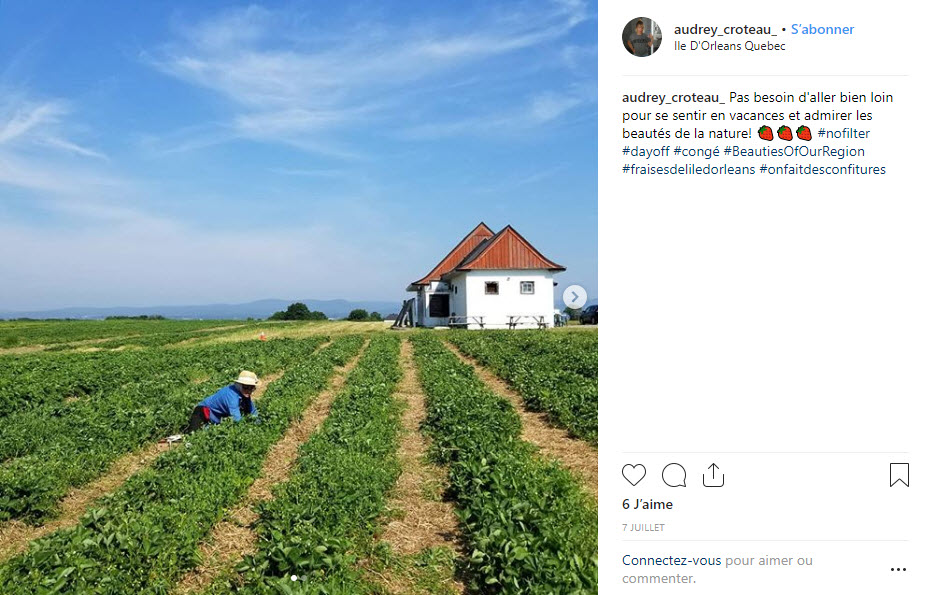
[0,319,264,351]
[0,321,597,593]
[448,330,598,444]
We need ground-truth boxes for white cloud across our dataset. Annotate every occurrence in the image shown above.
[529,91,584,122]
[137,121,237,155]
[36,136,109,160]
[559,43,596,71]
[0,96,108,161]
[475,164,568,194]
[145,1,591,154]
[268,167,348,178]
[0,93,138,223]
[0,99,67,144]
[399,87,591,140]
[0,153,124,196]
[185,4,272,51]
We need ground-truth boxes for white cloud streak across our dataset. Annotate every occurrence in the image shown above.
[0,96,108,161]
[0,93,136,222]
[399,85,593,140]
[36,136,109,160]
[268,167,349,178]
[145,1,591,154]
[475,164,568,194]
[0,99,67,144]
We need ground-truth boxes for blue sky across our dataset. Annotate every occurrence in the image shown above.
[0,1,596,310]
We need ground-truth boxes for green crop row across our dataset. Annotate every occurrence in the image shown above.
[0,348,194,417]
[220,333,403,593]
[450,330,596,379]
[0,319,242,350]
[0,327,270,417]
[0,337,326,524]
[0,335,365,594]
[412,333,597,594]
[447,331,598,444]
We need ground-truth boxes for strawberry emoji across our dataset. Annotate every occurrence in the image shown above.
[777,125,792,141]
[758,125,773,141]
[796,125,812,141]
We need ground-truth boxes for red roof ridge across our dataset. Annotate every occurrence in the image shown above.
[451,225,565,273]
[408,222,494,287]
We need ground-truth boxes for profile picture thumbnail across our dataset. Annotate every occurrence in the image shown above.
[623,17,662,57]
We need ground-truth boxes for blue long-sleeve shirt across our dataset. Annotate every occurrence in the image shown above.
[196,384,258,424]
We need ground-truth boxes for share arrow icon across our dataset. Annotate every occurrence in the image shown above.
[703,463,724,487]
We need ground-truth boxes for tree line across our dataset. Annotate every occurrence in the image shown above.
[268,302,384,322]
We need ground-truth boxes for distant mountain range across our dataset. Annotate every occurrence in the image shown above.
[1,294,596,321]
[0,299,403,321]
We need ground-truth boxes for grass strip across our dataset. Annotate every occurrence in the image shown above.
[0,336,364,594]
[0,338,325,524]
[412,333,597,594]
[218,333,403,593]
[447,331,598,444]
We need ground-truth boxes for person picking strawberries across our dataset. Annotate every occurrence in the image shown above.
[182,370,261,433]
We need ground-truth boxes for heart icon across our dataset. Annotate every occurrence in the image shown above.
[622,464,646,486]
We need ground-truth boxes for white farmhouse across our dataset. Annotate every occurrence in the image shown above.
[400,223,565,329]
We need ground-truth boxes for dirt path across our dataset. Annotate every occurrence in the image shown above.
[0,370,285,562]
[0,324,252,355]
[195,320,388,346]
[0,334,140,355]
[171,345,368,594]
[445,342,598,500]
[370,339,464,594]
[0,442,171,561]
[167,324,251,348]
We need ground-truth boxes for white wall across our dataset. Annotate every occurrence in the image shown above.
[462,270,556,329]
[447,272,468,319]
[414,282,452,327]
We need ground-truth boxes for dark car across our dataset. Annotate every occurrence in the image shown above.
[580,304,598,325]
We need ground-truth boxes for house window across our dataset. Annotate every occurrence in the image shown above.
[485,281,499,295]
[428,294,450,317]
[520,281,535,295]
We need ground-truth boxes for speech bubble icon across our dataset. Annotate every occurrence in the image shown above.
[662,463,687,487]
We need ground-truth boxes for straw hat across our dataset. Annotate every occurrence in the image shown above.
[235,370,259,386]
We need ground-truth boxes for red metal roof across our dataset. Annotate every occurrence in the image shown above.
[453,226,565,273]
[409,222,494,286]
[409,223,564,288]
